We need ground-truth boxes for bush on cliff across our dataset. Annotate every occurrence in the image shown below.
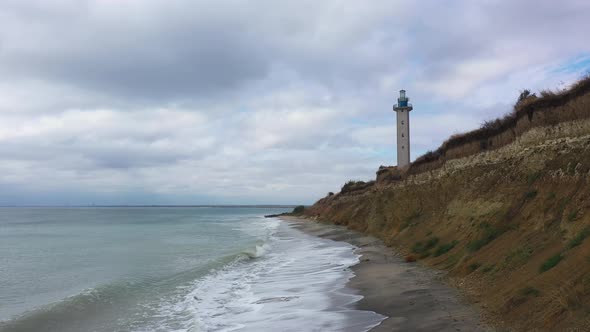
[411,74,590,172]
[539,253,563,273]
[412,237,439,255]
[292,205,305,215]
[567,227,590,249]
[516,89,537,105]
[467,222,505,252]
[520,286,541,297]
[341,180,375,194]
[434,240,458,257]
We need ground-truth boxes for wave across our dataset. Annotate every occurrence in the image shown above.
[156,220,385,332]
[0,281,140,332]
[240,242,271,259]
[0,249,265,332]
[1,217,383,332]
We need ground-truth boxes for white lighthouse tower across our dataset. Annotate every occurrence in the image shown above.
[393,89,413,168]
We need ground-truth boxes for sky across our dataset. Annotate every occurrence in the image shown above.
[1,0,590,206]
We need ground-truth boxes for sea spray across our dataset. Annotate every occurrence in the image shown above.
[0,207,383,332]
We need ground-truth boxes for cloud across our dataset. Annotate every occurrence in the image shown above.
[0,0,589,205]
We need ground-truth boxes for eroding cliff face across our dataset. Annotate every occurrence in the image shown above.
[306,118,590,331]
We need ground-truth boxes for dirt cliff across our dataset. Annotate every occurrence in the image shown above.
[306,81,590,331]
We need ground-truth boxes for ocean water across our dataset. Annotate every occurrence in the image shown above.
[0,207,384,332]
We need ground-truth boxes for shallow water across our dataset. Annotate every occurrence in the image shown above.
[0,207,384,331]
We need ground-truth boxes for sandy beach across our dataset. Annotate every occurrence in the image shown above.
[281,216,492,332]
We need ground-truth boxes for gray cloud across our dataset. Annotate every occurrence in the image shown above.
[0,0,589,205]
[1,2,272,101]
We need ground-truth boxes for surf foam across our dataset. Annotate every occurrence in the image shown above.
[151,218,385,332]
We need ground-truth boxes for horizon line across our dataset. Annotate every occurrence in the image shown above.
[0,204,300,208]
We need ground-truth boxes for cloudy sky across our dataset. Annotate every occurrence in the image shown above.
[1,0,589,205]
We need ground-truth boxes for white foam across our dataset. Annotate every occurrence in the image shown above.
[150,218,385,332]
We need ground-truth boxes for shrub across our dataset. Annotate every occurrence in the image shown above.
[412,237,439,254]
[425,237,439,249]
[524,190,538,200]
[539,90,557,98]
[468,239,486,252]
[502,245,533,270]
[467,222,504,252]
[419,252,431,259]
[410,75,590,173]
[434,240,458,257]
[401,210,423,230]
[411,242,424,253]
[516,89,537,105]
[568,210,579,222]
[559,197,572,209]
[292,205,305,215]
[539,253,563,273]
[527,172,541,185]
[567,227,590,249]
[520,286,541,297]
[468,262,481,272]
[443,253,461,268]
[482,265,495,273]
[413,150,441,164]
[341,180,375,194]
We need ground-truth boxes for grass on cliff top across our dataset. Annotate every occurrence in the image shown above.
[340,180,375,194]
[411,74,590,170]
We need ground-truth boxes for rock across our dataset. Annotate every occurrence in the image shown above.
[405,255,417,263]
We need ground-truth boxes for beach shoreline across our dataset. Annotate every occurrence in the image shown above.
[281,216,492,332]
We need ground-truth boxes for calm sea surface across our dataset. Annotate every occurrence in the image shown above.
[0,207,383,332]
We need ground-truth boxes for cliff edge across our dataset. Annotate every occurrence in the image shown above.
[306,77,590,331]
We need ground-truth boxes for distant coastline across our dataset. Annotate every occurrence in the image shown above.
[0,204,298,208]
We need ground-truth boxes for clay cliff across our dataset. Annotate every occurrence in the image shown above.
[305,77,590,331]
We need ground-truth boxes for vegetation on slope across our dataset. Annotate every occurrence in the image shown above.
[341,180,375,194]
[305,76,590,331]
[409,75,590,175]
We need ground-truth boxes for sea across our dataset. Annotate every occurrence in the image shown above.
[0,207,384,332]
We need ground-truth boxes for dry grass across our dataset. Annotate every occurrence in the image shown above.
[340,180,375,194]
[408,75,590,176]
[305,117,590,330]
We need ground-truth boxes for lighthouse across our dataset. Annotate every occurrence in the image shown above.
[393,90,413,168]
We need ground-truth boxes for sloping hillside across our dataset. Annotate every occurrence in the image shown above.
[306,79,590,331]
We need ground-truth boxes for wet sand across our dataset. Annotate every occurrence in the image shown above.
[281,216,492,332]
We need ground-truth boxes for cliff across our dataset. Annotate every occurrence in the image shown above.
[306,78,590,331]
